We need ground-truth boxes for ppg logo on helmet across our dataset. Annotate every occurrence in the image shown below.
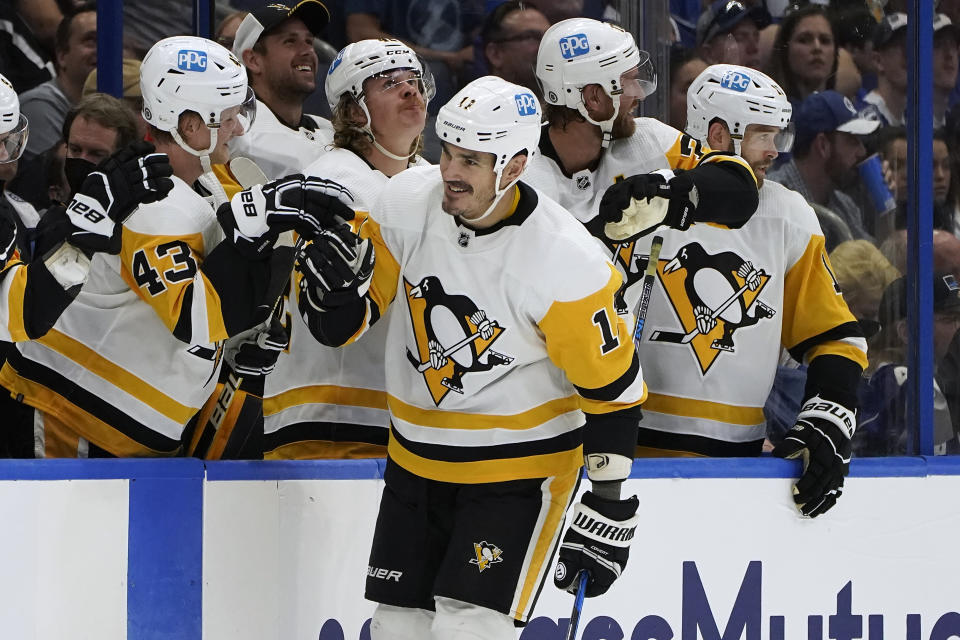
[177,50,208,72]
[328,50,344,75]
[720,70,751,92]
[514,93,537,116]
[558,34,590,59]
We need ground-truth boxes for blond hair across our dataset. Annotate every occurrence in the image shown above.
[830,239,901,315]
[330,94,423,158]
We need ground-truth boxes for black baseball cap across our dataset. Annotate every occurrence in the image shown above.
[696,0,772,48]
[233,1,330,58]
[879,272,960,326]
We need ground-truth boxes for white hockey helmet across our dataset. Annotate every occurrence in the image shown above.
[324,38,435,160]
[436,76,542,221]
[0,73,28,164]
[686,64,793,155]
[140,36,256,159]
[536,18,656,147]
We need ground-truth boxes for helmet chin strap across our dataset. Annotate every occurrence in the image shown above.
[356,100,417,161]
[458,168,519,226]
[171,126,229,207]
[577,91,621,149]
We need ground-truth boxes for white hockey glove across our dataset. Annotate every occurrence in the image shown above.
[554,490,639,597]
[223,316,288,377]
[219,175,356,259]
[297,223,375,311]
[772,395,855,518]
[66,141,173,255]
[594,170,697,242]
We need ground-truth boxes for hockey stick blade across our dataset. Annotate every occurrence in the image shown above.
[564,570,590,640]
[632,235,663,348]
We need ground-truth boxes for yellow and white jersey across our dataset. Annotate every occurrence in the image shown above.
[623,180,868,455]
[339,166,646,483]
[0,177,234,456]
[228,99,334,179]
[523,117,746,223]
[264,148,428,458]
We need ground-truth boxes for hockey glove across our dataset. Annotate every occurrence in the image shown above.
[0,212,17,264]
[554,490,639,598]
[65,141,174,255]
[297,223,375,312]
[220,175,356,258]
[224,316,289,377]
[595,170,698,242]
[772,395,855,518]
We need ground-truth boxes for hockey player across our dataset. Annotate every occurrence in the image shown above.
[291,76,646,638]
[0,36,350,458]
[262,38,433,458]
[229,0,335,179]
[627,64,866,517]
[524,17,761,246]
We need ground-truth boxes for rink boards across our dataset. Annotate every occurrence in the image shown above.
[0,457,959,640]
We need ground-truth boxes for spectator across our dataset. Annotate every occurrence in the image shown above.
[61,93,139,192]
[216,10,250,51]
[832,3,878,101]
[481,1,550,95]
[695,0,771,69]
[768,90,879,243]
[860,13,958,128]
[230,1,335,179]
[18,3,96,159]
[767,4,838,107]
[829,238,901,333]
[0,0,57,94]
[880,228,960,280]
[81,58,146,139]
[857,273,960,455]
[669,46,708,132]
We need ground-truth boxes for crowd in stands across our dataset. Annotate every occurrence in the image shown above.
[0,0,957,462]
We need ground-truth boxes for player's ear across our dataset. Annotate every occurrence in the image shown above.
[499,152,528,188]
[582,84,606,112]
[706,121,732,153]
[242,48,261,74]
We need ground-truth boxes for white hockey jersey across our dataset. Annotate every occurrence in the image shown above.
[263,147,427,458]
[622,180,868,455]
[1,178,238,455]
[327,166,646,483]
[228,99,335,179]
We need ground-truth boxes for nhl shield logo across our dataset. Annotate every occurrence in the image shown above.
[470,541,503,572]
[649,242,776,374]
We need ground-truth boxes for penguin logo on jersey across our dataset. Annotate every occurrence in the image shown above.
[609,239,650,315]
[404,276,514,405]
[650,242,776,374]
[470,541,503,572]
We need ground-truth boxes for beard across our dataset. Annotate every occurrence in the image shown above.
[611,107,636,139]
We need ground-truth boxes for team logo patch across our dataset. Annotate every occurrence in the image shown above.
[177,49,207,72]
[328,49,344,75]
[576,175,591,191]
[404,276,514,405]
[515,92,538,116]
[558,33,590,59]
[720,70,751,92]
[470,541,503,572]
[650,242,775,374]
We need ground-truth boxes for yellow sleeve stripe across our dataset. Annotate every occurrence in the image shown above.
[34,329,197,424]
[807,341,869,369]
[263,384,388,416]
[388,393,580,430]
[579,380,648,414]
[358,214,400,315]
[5,263,28,342]
[211,163,243,201]
[387,436,582,484]
[642,392,766,426]
[201,275,229,342]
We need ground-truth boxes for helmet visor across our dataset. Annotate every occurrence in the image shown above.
[618,52,657,101]
[369,64,437,104]
[742,122,795,153]
[216,86,257,136]
[0,115,28,164]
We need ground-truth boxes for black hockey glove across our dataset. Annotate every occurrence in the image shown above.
[219,174,356,259]
[224,316,289,377]
[297,222,375,312]
[594,170,697,242]
[772,395,855,518]
[0,212,17,264]
[65,141,174,255]
[554,490,639,598]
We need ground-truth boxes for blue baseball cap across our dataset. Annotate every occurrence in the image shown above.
[794,90,879,147]
[696,0,772,47]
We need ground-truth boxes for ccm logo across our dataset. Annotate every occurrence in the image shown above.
[177,49,207,71]
[515,93,537,116]
[559,34,590,59]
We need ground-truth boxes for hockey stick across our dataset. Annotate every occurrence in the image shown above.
[564,570,590,640]
[631,235,663,349]
[407,322,498,372]
[649,270,765,344]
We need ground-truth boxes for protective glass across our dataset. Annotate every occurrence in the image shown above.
[369,65,437,103]
[214,86,257,135]
[743,122,795,153]
[0,115,28,164]
[617,52,658,100]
